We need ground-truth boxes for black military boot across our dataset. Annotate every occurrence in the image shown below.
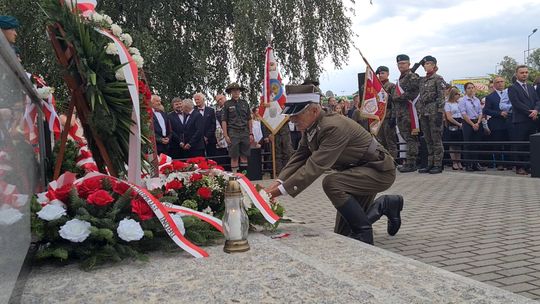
[335,197,373,245]
[398,164,417,173]
[366,195,403,236]
[428,166,443,174]
[417,166,432,173]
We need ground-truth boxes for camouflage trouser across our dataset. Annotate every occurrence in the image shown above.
[419,112,444,167]
[397,112,418,165]
[377,118,398,159]
[274,127,293,174]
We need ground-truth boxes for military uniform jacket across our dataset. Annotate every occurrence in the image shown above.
[222,98,251,136]
[277,112,395,198]
[392,71,420,116]
[416,73,446,116]
[383,81,396,120]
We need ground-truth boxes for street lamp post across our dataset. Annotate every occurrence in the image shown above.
[527,28,538,64]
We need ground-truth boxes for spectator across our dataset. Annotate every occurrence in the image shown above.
[213,94,229,164]
[194,93,217,156]
[335,102,346,116]
[347,94,360,118]
[507,65,540,175]
[222,82,253,173]
[0,15,19,50]
[180,99,205,158]
[327,96,337,112]
[458,82,486,171]
[150,95,171,155]
[214,94,226,123]
[483,76,510,170]
[535,76,540,101]
[444,88,463,170]
[168,97,185,159]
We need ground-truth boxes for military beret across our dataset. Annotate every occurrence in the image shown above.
[225,82,246,94]
[396,54,410,62]
[421,55,437,65]
[375,66,389,74]
[0,16,20,30]
[282,85,321,116]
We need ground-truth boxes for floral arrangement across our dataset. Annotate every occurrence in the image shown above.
[31,157,284,270]
[42,0,152,176]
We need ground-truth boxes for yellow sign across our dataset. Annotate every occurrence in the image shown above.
[451,77,490,93]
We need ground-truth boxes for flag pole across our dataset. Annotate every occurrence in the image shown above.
[271,137,277,178]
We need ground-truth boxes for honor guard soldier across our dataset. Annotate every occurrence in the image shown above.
[376,66,398,159]
[392,54,420,173]
[265,84,404,245]
[416,55,447,174]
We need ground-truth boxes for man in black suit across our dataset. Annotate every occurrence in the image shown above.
[508,65,540,175]
[151,95,171,155]
[180,99,205,158]
[194,93,217,156]
[483,76,511,170]
[168,97,185,159]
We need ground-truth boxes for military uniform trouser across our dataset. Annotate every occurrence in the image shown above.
[397,113,418,165]
[274,131,293,175]
[377,118,398,159]
[419,112,444,167]
[321,166,396,235]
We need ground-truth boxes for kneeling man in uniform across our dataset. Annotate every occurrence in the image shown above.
[265,85,404,244]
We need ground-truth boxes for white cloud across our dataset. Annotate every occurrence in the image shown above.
[320,0,540,95]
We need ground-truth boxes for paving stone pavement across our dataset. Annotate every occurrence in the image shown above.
[266,171,540,300]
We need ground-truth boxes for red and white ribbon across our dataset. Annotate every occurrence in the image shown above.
[396,79,420,133]
[235,173,280,225]
[161,202,223,233]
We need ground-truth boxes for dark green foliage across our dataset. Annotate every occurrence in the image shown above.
[50,140,84,179]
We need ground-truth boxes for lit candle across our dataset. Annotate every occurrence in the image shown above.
[227,208,242,241]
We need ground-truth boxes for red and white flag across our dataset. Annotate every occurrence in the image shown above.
[258,45,288,134]
[360,66,388,135]
[396,79,420,135]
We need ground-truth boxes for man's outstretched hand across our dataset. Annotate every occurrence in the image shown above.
[264,181,282,199]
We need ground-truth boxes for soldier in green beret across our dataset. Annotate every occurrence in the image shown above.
[376,66,398,159]
[265,84,404,245]
[221,82,253,173]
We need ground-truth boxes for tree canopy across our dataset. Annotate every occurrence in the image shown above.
[1,0,355,105]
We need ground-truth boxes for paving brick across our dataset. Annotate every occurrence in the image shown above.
[498,260,533,269]
[496,267,536,276]
[468,272,504,282]
[468,259,502,267]
[466,265,503,275]
[441,264,474,272]
[495,275,536,285]
[504,283,537,293]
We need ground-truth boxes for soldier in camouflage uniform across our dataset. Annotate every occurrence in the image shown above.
[416,56,447,174]
[376,66,398,159]
[392,55,420,173]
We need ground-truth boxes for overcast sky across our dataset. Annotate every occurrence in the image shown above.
[319,0,540,96]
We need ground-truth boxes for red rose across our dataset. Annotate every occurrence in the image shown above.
[87,189,115,207]
[131,196,154,221]
[46,184,73,202]
[207,159,217,166]
[197,161,209,170]
[77,177,102,199]
[172,160,188,171]
[190,173,203,183]
[197,187,212,200]
[112,180,132,196]
[187,157,206,164]
[159,164,174,174]
[214,165,225,171]
[165,179,183,192]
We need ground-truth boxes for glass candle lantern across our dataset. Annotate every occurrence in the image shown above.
[222,176,250,253]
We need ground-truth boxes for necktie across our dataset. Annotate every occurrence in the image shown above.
[184,113,189,124]
[522,84,529,97]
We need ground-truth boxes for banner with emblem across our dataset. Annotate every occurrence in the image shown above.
[359,66,388,136]
[258,45,288,134]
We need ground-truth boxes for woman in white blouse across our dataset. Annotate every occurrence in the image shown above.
[444,87,464,170]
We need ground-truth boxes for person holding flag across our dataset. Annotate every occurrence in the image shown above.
[264,84,404,245]
[375,66,398,159]
[392,54,420,173]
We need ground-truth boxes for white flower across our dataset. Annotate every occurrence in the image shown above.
[120,33,133,47]
[36,192,49,204]
[0,206,23,226]
[59,219,91,242]
[170,213,185,235]
[36,86,53,99]
[103,15,113,25]
[115,68,126,81]
[258,189,271,204]
[49,199,66,208]
[128,47,140,56]
[131,54,144,68]
[91,12,104,23]
[117,218,144,242]
[145,177,163,191]
[105,43,118,55]
[37,204,66,221]
[202,206,214,215]
[111,24,123,37]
